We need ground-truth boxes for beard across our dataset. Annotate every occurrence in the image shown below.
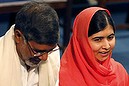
[25,56,42,68]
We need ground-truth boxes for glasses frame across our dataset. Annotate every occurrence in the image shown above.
[22,36,59,66]
[26,41,59,57]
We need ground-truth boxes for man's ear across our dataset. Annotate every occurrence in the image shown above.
[14,30,23,43]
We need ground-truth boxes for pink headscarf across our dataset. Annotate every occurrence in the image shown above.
[59,7,129,86]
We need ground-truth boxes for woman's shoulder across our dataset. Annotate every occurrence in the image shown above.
[110,58,128,75]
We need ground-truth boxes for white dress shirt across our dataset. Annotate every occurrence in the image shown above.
[21,60,38,86]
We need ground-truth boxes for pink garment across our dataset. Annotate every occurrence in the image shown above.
[59,7,129,86]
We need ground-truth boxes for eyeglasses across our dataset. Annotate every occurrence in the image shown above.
[25,41,59,66]
[26,41,59,58]
[23,36,59,67]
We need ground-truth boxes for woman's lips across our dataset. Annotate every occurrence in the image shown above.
[99,51,110,57]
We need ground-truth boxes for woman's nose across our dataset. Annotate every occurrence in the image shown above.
[102,40,110,50]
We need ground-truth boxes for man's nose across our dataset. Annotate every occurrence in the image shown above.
[39,53,48,61]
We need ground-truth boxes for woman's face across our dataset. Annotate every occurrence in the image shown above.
[88,25,115,63]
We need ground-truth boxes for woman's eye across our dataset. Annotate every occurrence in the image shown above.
[93,38,102,42]
[108,35,115,40]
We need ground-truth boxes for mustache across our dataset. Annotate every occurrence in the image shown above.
[28,56,41,65]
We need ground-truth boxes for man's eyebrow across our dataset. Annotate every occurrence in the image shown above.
[33,47,55,53]
[33,49,47,53]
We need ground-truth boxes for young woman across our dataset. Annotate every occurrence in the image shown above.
[59,7,129,86]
